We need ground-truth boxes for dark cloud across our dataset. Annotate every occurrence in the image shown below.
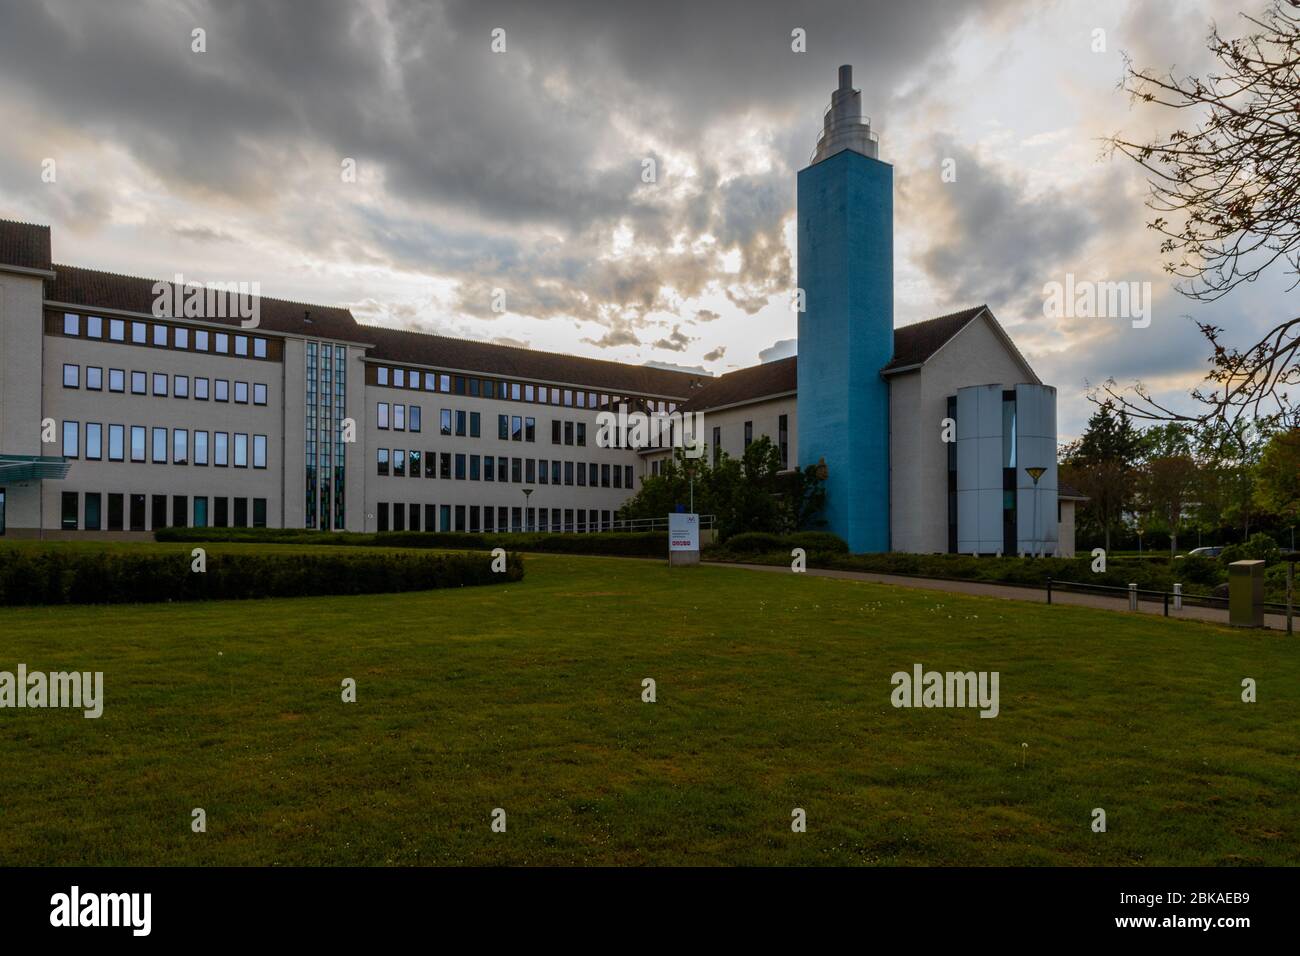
[702,345,726,361]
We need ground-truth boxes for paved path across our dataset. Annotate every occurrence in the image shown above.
[720,562,1296,632]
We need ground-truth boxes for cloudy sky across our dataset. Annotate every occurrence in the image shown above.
[0,0,1292,438]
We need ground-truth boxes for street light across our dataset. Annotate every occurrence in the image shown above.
[522,487,533,533]
[1024,466,1046,558]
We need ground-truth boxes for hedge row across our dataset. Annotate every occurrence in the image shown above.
[705,549,1231,594]
[155,526,667,557]
[719,531,849,554]
[0,548,523,606]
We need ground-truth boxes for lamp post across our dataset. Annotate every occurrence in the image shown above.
[522,487,533,532]
[1025,466,1046,558]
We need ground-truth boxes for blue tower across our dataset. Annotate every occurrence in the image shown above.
[796,65,893,553]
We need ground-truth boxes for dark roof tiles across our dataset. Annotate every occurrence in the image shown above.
[0,219,52,272]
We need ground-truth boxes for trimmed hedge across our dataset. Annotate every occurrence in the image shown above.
[0,548,523,606]
[721,531,849,554]
[156,526,667,557]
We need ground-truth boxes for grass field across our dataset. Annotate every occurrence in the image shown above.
[0,546,1295,866]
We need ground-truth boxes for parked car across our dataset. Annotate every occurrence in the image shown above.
[1181,546,1225,559]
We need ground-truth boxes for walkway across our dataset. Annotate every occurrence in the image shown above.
[721,562,1295,632]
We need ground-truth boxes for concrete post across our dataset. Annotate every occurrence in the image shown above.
[1173,583,1182,611]
[1128,583,1138,612]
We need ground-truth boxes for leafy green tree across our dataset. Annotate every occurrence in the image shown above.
[1254,429,1300,548]
[1060,401,1143,549]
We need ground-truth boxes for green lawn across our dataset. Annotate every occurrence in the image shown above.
[0,547,1295,866]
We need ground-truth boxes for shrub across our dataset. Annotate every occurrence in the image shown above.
[720,531,849,555]
[1220,533,1282,566]
[0,548,522,606]
[158,526,667,558]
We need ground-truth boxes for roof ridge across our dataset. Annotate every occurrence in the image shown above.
[0,218,51,230]
[51,263,355,314]
[357,322,708,381]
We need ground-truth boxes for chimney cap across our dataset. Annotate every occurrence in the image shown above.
[838,64,853,90]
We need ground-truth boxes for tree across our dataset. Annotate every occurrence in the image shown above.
[1059,401,1143,549]
[1101,1,1300,439]
[1136,424,1198,555]
[1254,428,1300,547]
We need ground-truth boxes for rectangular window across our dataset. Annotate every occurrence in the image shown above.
[194,430,209,465]
[86,315,102,338]
[565,461,574,486]
[712,426,721,465]
[424,452,436,478]
[499,414,510,440]
[215,332,229,354]
[441,452,452,479]
[174,327,189,349]
[483,454,494,481]
[109,318,125,342]
[392,504,406,532]
[152,372,167,396]
[498,456,509,482]
[378,403,390,429]
[174,375,189,398]
[85,366,102,390]
[483,380,495,399]
[61,492,78,530]
[575,422,584,446]
[151,495,167,530]
[195,329,209,351]
[552,460,561,485]
[377,502,390,532]
[194,497,208,528]
[109,368,124,392]
[252,434,267,469]
[234,433,248,468]
[744,421,753,448]
[552,420,561,444]
[410,405,421,432]
[170,496,187,527]
[215,379,229,402]
[470,412,480,438]
[108,493,124,531]
[423,371,435,390]
[131,426,146,462]
[130,494,146,531]
[539,459,548,484]
[510,416,521,441]
[455,505,466,532]
[625,465,634,489]
[377,449,389,476]
[394,368,405,388]
[234,381,249,404]
[63,364,79,388]
[195,377,209,400]
[109,424,124,461]
[778,414,789,468]
[85,493,101,531]
[470,454,480,480]
[564,421,574,446]
[455,453,466,480]
[254,338,267,359]
[153,325,167,347]
[253,498,267,527]
[393,449,406,478]
[576,461,586,486]
[408,450,419,477]
[173,429,188,464]
[440,504,451,532]
[234,498,248,527]
[215,432,229,467]
[234,335,249,357]
[456,410,467,437]
[152,427,167,463]
[86,423,102,460]
[62,313,79,336]
[254,383,267,405]
[131,371,146,394]
[378,367,390,386]
[62,420,79,458]
[214,497,228,528]
[131,321,147,344]
[441,409,453,436]
[440,374,450,393]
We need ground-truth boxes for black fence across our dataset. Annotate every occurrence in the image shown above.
[1046,576,1292,618]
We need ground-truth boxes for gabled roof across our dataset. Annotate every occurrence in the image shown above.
[882,306,986,372]
[360,324,707,397]
[679,356,797,412]
[0,219,53,272]
[46,264,362,341]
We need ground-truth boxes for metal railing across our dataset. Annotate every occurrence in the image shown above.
[504,514,716,534]
[1045,576,1291,620]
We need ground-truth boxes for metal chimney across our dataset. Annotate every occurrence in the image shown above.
[810,64,879,164]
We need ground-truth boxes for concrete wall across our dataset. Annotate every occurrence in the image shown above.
[1058,499,1077,558]
[891,313,1038,553]
[0,272,53,531]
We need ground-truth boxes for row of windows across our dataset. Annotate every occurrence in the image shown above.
[376,449,635,488]
[377,502,623,534]
[60,313,271,359]
[374,364,680,414]
[60,421,268,468]
[59,491,268,531]
[62,364,268,405]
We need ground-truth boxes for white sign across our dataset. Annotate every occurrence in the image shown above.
[669,512,699,552]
